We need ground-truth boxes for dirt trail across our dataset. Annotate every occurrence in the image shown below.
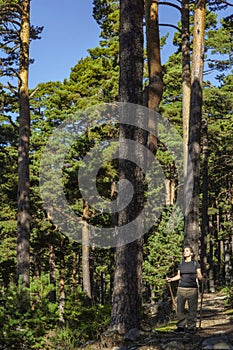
[80,292,233,349]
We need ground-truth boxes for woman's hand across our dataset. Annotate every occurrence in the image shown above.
[166,277,172,283]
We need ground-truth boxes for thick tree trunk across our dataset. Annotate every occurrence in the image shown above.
[181,0,191,210]
[17,0,31,292]
[184,0,206,258]
[109,0,144,334]
[145,0,163,110]
[144,0,163,155]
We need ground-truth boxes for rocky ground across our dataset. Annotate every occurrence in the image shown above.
[79,292,233,350]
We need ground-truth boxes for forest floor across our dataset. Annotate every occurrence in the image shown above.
[79,291,233,350]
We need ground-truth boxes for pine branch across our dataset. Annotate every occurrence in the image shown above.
[159,1,182,12]
[159,23,182,32]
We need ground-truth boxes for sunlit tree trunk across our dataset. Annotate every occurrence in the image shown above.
[200,119,208,273]
[144,0,163,155]
[82,200,92,300]
[49,243,57,303]
[145,0,163,110]
[17,0,31,294]
[184,0,206,258]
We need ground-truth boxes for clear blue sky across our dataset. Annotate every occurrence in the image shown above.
[29,0,100,88]
[29,0,183,89]
[29,0,231,89]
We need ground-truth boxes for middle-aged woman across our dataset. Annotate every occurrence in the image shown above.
[166,245,203,333]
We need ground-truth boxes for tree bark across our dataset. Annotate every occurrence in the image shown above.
[82,200,92,300]
[109,0,144,334]
[200,119,208,273]
[145,0,163,111]
[181,0,191,211]
[144,0,163,155]
[17,0,31,292]
[184,0,206,258]
[49,243,57,303]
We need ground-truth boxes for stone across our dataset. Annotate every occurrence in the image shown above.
[201,335,233,350]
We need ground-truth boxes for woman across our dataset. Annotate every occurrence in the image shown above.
[166,245,203,333]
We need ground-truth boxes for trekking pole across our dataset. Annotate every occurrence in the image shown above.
[198,278,205,329]
[168,282,177,314]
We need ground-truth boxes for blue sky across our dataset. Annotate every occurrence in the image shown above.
[29,0,183,88]
[29,0,231,89]
[29,0,100,88]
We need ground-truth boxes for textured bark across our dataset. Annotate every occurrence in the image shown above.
[144,0,163,154]
[184,0,206,258]
[200,119,208,273]
[82,200,92,299]
[49,243,57,303]
[208,215,215,292]
[145,0,163,110]
[109,0,144,334]
[181,0,191,209]
[17,0,31,290]
[59,270,65,323]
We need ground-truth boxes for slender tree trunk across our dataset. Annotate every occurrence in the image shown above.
[49,243,57,303]
[200,119,208,273]
[208,215,215,292]
[72,250,78,290]
[109,0,144,334]
[82,200,92,300]
[184,0,206,258]
[59,248,65,323]
[224,239,231,285]
[17,0,31,294]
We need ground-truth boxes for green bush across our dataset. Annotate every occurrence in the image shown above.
[0,278,111,349]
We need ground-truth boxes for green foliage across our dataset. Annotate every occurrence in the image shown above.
[0,276,111,349]
[51,289,111,349]
[143,209,184,301]
[0,276,59,349]
[222,285,233,308]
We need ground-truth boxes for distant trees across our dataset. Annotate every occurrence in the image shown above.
[0,0,42,297]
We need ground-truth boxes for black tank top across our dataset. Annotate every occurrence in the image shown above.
[178,260,200,288]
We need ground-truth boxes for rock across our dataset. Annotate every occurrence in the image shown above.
[201,334,233,350]
[162,341,185,350]
[101,330,124,349]
[124,328,141,341]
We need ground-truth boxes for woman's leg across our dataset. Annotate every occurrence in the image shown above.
[187,288,198,330]
[177,287,187,328]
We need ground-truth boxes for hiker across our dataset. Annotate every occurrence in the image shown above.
[166,245,203,333]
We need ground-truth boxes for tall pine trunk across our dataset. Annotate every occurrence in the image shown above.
[200,119,208,273]
[49,243,57,303]
[82,200,92,300]
[109,0,144,334]
[181,0,191,212]
[17,0,31,294]
[145,0,163,111]
[184,0,206,258]
[144,0,163,155]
